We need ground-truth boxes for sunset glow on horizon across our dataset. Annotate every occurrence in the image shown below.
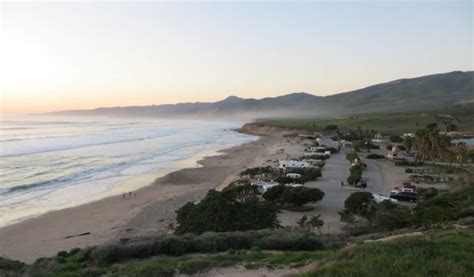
[1,1,472,115]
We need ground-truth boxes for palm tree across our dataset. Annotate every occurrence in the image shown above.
[455,143,467,167]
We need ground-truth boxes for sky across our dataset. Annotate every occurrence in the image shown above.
[0,1,472,115]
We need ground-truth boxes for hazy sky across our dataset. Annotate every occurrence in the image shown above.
[1,1,472,115]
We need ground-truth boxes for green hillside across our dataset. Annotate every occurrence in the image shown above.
[264,103,474,135]
[46,71,474,118]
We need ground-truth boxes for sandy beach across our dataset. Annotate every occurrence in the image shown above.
[0,123,414,263]
[0,126,299,263]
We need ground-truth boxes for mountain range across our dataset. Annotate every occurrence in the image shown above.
[45,71,474,120]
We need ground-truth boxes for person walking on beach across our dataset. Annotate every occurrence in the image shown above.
[341,181,344,187]
[122,193,126,200]
[129,192,132,199]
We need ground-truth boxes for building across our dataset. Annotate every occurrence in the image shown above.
[278,160,310,169]
[250,180,279,193]
[304,152,330,158]
[304,159,325,167]
[341,140,352,149]
[286,173,302,179]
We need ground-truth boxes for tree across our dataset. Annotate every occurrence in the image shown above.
[307,214,324,234]
[412,126,453,163]
[455,143,467,166]
[176,186,279,234]
[352,141,361,152]
[403,136,413,152]
[324,124,338,131]
[346,153,359,163]
[297,214,324,234]
[343,192,377,218]
[263,185,325,207]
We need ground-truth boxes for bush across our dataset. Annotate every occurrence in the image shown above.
[261,185,287,202]
[460,207,474,218]
[176,186,279,234]
[373,205,415,231]
[324,124,338,131]
[0,257,25,272]
[389,135,403,143]
[88,229,325,265]
[420,187,439,200]
[405,168,414,173]
[457,217,474,226]
[366,154,385,159]
[286,167,322,182]
[263,185,325,207]
[413,186,474,227]
[343,192,376,219]
[240,166,273,177]
[275,176,297,184]
[255,233,324,251]
[347,165,363,185]
[346,153,360,162]
[347,174,362,185]
[306,228,474,276]
[366,143,381,149]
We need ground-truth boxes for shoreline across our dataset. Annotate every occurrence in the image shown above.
[0,125,289,262]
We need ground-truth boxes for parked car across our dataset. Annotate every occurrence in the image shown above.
[373,193,398,203]
[355,181,367,188]
[390,191,419,202]
[391,188,415,194]
[394,182,416,190]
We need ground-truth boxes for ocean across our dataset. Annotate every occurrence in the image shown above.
[0,116,257,227]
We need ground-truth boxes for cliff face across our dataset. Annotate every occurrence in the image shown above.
[239,122,293,136]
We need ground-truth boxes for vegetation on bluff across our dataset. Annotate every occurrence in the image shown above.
[340,184,474,233]
[264,103,474,134]
[262,185,325,207]
[304,228,474,277]
[175,184,279,234]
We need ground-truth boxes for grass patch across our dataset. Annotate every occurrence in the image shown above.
[111,250,334,275]
[264,105,474,134]
[302,228,474,276]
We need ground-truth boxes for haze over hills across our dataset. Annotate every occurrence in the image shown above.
[45,71,474,119]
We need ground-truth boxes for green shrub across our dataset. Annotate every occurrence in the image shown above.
[285,167,322,182]
[389,135,403,143]
[176,187,278,234]
[263,185,325,207]
[457,217,474,226]
[88,230,325,265]
[343,192,376,219]
[413,187,474,226]
[255,233,324,251]
[347,174,361,185]
[460,207,474,218]
[179,259,213,274]
[367,154,385,159]
[275,176,300,184]
[346,153,360,162]
[373,205,415,231]
[0,257,25,271]
[240,166,273,177]
[304,228,474,276]
[324,124,338,131]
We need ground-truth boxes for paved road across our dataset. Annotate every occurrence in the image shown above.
[302,138,385,233]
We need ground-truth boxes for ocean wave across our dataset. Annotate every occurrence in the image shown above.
[0,130,176,157]
[0,142,200,196]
